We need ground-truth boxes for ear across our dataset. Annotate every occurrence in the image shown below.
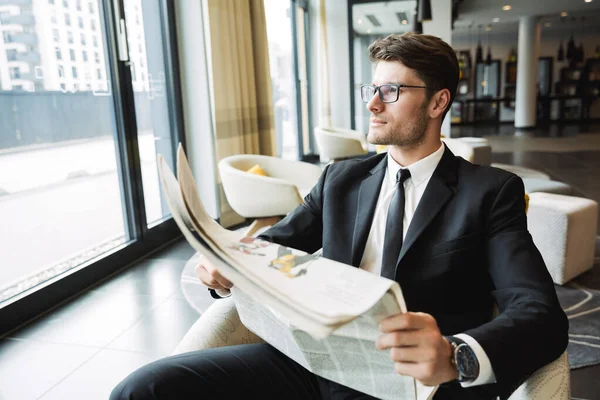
[428,89,451,119]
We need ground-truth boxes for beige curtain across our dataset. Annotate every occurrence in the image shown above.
[204,0,276,160]
[318,0,332,127]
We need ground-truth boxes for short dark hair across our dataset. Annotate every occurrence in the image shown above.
[368,32,459,119]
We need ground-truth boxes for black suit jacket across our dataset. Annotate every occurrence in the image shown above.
[259,147,568,399]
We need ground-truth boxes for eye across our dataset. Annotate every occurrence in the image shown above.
[380,85,398,95]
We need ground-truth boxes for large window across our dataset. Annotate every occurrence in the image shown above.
[264,0,312,160]
[0,0,183,332]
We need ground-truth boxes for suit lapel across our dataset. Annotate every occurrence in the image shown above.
[350,156,387,267]
[396,146,458,265]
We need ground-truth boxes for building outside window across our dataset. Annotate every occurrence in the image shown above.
[0,0,184,324]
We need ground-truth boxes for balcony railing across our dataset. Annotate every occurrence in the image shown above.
[0,13,35,25]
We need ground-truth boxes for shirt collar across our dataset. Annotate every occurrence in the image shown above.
[386,142,445,187]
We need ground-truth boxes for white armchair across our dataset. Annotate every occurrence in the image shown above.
[314,126,368,162]
[175,300,570,400]
[218,154,322,235]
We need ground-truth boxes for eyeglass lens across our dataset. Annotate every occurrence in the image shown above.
[361,85,398,103]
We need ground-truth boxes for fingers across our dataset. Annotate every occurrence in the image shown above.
[379,312,435,333]
[389,345,438,364]
[376,329,421,350]
[394,362,439,386]
[194,256,233,290]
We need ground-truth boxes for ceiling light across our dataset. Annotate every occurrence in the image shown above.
[366,14,381,26]
[560,12,567,17]
[401,19,408,25]
[418,0,433,22]
[585,0,592,3]
[357,19,363,24]
[502,5,511,11]
[493,17,500,22]
[367,29,372,33]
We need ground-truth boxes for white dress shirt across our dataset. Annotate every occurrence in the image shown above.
[359,143,496,387]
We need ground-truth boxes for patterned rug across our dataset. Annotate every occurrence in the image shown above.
[180,239,600,370]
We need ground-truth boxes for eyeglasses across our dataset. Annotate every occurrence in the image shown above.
[360,83,434,103]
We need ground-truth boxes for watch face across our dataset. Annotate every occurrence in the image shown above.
[456,343,479,380]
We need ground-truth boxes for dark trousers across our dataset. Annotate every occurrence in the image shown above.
[110,343,493,400]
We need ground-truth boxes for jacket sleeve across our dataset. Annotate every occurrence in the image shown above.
[464,175,569,395]
[256,164,329,254]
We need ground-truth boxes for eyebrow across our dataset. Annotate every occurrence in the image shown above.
[371,82,408,86]
[370,82,408,86]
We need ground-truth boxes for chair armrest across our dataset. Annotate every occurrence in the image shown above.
[173,297,263,355]
[507,351,570,400]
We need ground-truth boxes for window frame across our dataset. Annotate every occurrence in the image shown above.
[0,0,187,336]
[287,0,315,161]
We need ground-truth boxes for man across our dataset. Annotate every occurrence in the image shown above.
[111,33,568,400]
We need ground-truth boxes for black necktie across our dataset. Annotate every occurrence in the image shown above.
[381,168,411,280]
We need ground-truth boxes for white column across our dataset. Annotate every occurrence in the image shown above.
[515,16,540,128]
[423,0,452,136]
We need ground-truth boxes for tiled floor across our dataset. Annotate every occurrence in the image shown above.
[1,125,600,400]
[0,240,198,400]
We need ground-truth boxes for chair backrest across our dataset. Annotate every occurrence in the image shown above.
[315,126,367,161]
[218,154,322,218]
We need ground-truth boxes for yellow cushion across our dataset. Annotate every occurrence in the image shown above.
[525,193,529,214]
[375,145,388,154]
[246,164,268,176]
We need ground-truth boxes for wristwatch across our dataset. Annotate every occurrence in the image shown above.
[446,336,480,383]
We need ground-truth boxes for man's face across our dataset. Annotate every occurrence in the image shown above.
[366,61,430,148]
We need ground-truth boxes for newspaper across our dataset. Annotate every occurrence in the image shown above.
[157,145,439,400]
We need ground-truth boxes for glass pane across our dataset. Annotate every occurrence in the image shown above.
[296,5,310,156]
[264,0,299,160]
[123,0,175,226]
[476,62,499,98]
[0,0,127,303]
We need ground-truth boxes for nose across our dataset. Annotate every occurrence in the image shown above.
[366,91,383,114]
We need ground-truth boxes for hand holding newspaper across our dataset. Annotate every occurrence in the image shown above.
[157,145,439,400]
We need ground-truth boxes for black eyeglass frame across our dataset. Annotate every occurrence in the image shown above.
[360,83,439,103]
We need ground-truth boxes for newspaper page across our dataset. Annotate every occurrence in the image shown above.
[234,288,435,400]
[158,154,339,338]
[158,150,438,400]
[175,146,410,333]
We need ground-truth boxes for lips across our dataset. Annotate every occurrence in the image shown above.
[370,119,387,126]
